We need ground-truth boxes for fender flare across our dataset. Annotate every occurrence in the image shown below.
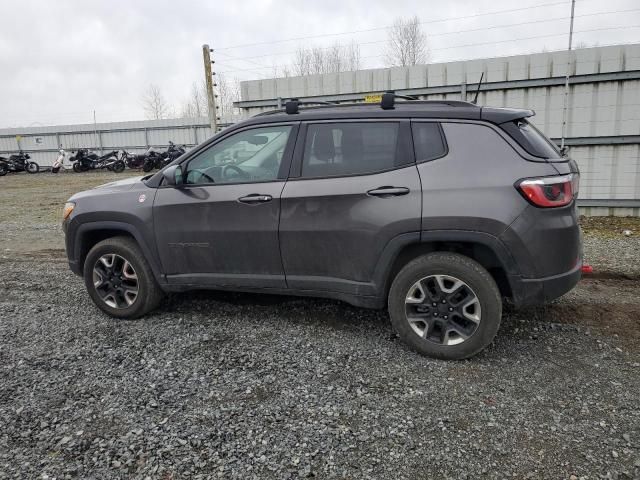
[72,221,165,284]
[371,230,521,296]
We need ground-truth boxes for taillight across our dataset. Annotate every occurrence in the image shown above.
[516,174,578,208]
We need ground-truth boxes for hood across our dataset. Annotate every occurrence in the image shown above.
[93,176,145,191]
[67,176,148,203]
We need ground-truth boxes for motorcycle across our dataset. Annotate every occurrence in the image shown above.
[121,147,157,170]
[0,150,40,176]
[165,141,186,165]
[70,149,125,173]
[142,142,186,172]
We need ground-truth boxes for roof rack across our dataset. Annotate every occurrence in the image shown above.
[381,91,417,109]
[284,98,338,114]
[253,94,479,117]
[380,91,477,110]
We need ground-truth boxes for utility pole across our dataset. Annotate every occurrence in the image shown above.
[560,0,576,152]
[202,44,218,133]
[93,110,101,153]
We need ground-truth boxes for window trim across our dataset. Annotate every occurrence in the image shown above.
[170,122,299,188]
[288,119,414,181]
[410,120,449,164]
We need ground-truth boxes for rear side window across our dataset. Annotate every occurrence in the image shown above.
[412,122,447,163]
[301,122,399,178]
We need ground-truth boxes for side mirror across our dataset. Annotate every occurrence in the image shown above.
[163,164,183,187]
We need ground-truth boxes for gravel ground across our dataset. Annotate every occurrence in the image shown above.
[0,172,639,479]
[1,256,639,479]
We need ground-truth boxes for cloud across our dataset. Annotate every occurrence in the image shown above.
[0,0,638,127]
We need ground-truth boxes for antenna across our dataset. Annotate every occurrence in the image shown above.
[472,72,484,104]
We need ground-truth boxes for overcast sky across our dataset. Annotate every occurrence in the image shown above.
[0,0,638,128]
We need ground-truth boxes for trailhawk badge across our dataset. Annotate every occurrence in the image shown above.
[138,194,146,203]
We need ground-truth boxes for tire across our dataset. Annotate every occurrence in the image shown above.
[142,159,154,173]
[26,162,39,174]
[83,236,164,319]
[112,160,125,173]
[0,164,7,176]
[72,162,82,173]
[388,252,502,360]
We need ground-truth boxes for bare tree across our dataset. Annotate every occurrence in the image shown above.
[292,42,361,76]
[180,81,207,119]
[180,76,240,120]
[293,47,312,76]
[142,84,170,120]
[216,74,241,117]
[384,16,429,67]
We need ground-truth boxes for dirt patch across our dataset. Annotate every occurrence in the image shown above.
[580,215,640,238]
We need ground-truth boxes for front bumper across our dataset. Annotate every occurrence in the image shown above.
[63,218,82,276]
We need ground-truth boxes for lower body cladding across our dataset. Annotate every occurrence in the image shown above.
[65,222,582,311]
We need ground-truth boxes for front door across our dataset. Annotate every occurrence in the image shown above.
[153,123,298,289]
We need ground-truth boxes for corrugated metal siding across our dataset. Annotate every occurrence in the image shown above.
[235,44,640,212]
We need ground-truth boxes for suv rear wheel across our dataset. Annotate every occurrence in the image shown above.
[388,252,501,360]
[83,236,163,318]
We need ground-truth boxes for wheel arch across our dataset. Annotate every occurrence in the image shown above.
[73,221,164,284]
[375,231,520,302]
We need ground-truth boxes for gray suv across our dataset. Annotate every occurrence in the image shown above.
[63,95,582,360]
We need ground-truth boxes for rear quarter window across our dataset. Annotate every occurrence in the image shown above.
[411,122,447,163]
[500,119,562,159]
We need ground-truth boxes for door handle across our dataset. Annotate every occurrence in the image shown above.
[366,186,410,197]
[238,194,273,204]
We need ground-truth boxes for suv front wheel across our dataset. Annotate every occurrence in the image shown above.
[388,252,502,360]
[83,236,164,318]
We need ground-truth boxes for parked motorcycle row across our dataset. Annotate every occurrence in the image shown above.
[0,142,186,177]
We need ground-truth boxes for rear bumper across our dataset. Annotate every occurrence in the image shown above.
[509,262,582,307]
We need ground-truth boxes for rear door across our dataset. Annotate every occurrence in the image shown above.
[279,120,421,297]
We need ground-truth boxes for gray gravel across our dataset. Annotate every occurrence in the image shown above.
[1,253,639,479]
[583,234,640,278]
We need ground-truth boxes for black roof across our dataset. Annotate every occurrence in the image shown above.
[242,100,534,127]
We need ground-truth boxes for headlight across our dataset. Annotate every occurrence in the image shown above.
[63,202,75,220]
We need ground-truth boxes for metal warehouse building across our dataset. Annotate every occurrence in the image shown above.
[1,44,639,216]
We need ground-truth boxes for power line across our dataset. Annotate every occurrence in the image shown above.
[216,0,572,51]
[215,8,639,67]
[216,24,640,75]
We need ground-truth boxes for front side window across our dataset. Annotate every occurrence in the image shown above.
[301,122,399,178]
[185,125,292,185]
